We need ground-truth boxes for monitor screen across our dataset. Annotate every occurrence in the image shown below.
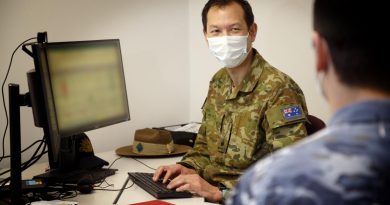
[30,39,130,169]
[45,40,129,136]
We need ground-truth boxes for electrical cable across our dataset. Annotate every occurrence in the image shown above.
[94,156,157,193]
[95,157,157,204]
[94,181,134,192]
[107,156,122,169]
[0,136,47,188]
[112,174,131,204]
[0,139,46,159]
[1,37,36,164]
[96,180,114,189]
[0,139,44,175]
[0,137,46,176]
[131,158,157,171]
[95,156,122,189]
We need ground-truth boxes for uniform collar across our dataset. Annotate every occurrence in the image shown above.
[226,49,265,99]
[329,100,390,126]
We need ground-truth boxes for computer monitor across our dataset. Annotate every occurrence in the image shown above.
[27,36,130,170]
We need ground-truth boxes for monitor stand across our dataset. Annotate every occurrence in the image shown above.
[33,133,116,188]
[33,167,117,188]
[9,84,31,205]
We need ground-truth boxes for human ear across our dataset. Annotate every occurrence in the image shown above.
[312,32,330,73]
[249,23,258,42]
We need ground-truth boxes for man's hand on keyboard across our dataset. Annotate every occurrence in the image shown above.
[166,174,223,203]
[153,164,196,184]
[153,164,223,202]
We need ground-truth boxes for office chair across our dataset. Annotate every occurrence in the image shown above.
[305,115,326,135]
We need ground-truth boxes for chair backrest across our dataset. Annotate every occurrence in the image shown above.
[305,115,326,135]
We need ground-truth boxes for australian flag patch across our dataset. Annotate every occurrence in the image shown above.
[282,105,302,120]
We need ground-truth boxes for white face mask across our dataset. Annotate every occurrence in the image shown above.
[207,35,249,68]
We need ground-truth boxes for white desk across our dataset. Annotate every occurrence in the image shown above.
[22,151,216,205]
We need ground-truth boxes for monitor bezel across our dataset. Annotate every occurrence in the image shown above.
[31,39,130,167]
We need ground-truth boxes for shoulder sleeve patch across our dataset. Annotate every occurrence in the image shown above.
[282,105,303,120]
[266,104,306,129]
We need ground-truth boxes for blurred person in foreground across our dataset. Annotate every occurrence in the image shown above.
[228,0,390,204]
[153,0,309,203]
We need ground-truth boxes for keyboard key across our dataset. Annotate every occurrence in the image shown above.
[128,172,192,199]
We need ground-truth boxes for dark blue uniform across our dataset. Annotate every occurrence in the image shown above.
[228,100,390,205]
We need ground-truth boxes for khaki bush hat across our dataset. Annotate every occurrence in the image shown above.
[115,128,191,157]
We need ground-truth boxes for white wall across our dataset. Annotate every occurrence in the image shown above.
[0,0,189,167]
[188,0,330,122]
[0,0,330,168]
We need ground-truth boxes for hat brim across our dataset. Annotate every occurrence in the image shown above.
[115,144,192,158]
[77,155,109,169]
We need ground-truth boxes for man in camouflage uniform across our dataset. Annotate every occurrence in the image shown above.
[153,0,308,202]
[228,0,390,204]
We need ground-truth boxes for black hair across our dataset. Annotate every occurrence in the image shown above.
[202,0,254,32]
[314,0,389,92]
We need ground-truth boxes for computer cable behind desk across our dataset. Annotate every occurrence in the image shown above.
[0,136,47,188]
[72,156,138,192]
[0,37,37,165]
[0,36,50,195]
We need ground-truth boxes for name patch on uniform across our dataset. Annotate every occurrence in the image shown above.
[281,105,302,120]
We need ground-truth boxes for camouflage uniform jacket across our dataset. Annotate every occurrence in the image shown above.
[178,49,308,189]
[228,100,390,205]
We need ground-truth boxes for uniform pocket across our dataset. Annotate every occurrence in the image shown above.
[224,111,261,169]
[204,111,224,163]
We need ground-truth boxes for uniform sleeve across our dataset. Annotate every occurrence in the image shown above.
[226,169,255,205]
[262,86,308,152]
[177,117,211,175]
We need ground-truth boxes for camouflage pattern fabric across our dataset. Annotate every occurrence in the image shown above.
[178,49,308,190]
[228,100,390,205]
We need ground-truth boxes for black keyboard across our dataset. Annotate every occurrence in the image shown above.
[34,168,117,184]
[128,172,192,199]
